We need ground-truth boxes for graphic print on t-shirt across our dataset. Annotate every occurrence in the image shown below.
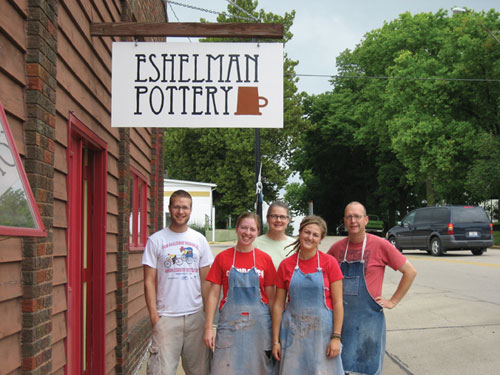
[160,241,200,281]
[163,246,199,268]
[225,267,264,278]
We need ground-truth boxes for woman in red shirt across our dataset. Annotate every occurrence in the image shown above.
[272,215,344,375]
[204,212,277,375]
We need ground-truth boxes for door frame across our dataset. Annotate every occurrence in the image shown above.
[66,112,107,375]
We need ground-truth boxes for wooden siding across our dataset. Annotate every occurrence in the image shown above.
[127,250,148,326]
[0,18,26,353]
[5,115,26,156]
[0,0,164,372]
[56,1,121,372]
[0,263,23,302]
[0,72,25,123]
[0,299,22,339]
[52,339,66,374]
[53,228,67,256]
[0,238,22,263]
[0,333,21,375]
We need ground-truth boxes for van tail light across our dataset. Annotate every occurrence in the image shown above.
[447,223,454,235]
[490,223,493,235]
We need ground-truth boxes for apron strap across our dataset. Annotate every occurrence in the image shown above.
[231,246,237,267]
[295,249,321,270]
[344,235,367,262]
[231,246,256,268]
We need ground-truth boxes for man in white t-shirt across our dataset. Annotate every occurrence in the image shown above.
[142,190,214,375]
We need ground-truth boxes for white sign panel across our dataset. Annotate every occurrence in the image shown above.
[112,42,283,128]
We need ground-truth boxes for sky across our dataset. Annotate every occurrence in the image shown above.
[166,0,498,95]
[165,1,497,233]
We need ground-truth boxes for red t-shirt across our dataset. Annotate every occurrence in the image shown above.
[206,247,277,310]
[328,233,407,299]
[276,251,344,310]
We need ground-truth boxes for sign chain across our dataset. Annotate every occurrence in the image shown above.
[168,1,258,23]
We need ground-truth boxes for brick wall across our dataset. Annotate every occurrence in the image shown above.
[115,1,167,374]
[21,0,58,373]
[116,126,131,374]
[151,128,165,233]
[125,318,151,374]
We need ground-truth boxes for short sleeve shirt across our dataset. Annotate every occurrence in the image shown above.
[276,251,343,310]
[206,247,277,310]
[328,233,406,299]
[253,234,296,269]
[142,227,214,316]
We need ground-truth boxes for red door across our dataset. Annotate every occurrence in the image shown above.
[82,147,94,374]
[67,115,106,375]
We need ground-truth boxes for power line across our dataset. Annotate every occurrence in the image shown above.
[293,73,500,83]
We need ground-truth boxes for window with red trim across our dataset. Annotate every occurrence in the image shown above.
[129,168,148,250]
[0,101,45,237]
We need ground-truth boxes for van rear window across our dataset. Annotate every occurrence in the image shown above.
[452,207,489,223]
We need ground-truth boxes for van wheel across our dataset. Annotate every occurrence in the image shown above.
[388,236,402,252]
[430,237,443,256]
[471,249,485,256]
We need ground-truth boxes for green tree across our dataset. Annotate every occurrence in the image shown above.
[296,9,500,227]
[0,188,35,228]
[164,1,306,227]
[382,10,500,204]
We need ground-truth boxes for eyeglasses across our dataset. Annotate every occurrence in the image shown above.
[268,214,289,221]
[344,215,365,221]
[171,205,190,211]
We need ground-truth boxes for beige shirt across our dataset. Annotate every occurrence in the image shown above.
[253,234,296,269]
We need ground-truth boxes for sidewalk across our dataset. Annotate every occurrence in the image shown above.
[136,350,402,374]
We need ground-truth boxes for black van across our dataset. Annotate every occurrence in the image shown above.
[386,206,493,256]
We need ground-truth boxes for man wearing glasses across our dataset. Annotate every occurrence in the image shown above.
[328,201,417,375]
[142,190,214,375]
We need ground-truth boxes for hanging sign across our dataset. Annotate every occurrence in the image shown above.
[111,42,283,128]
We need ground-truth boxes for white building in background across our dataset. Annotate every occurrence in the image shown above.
[164,179,217,227]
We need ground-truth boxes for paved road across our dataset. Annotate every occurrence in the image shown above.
[382,247,500,374]
[137,237,500,374]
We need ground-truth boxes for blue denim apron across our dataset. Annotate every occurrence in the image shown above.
[211,248,274,375]
[279,251,344,375]
[340,237,386,375]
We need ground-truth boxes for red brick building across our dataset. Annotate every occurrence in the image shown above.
[0,0,166,374]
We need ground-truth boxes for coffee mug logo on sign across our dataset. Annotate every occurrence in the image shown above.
[234,86,268,115]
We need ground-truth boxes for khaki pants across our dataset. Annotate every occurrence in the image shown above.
[148,310,209,375]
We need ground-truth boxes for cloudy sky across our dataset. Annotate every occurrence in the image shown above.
[166,0,498,95]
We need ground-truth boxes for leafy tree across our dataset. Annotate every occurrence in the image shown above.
[0,188,35,228]
[465,133,500,203]
[164,1,306,227]
[382,10,500,205]
[296,9,500,227]
[288,90,379,227]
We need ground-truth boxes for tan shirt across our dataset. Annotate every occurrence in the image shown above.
[253,234,296,269]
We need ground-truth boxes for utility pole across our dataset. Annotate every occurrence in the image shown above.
[255,127,263,232]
